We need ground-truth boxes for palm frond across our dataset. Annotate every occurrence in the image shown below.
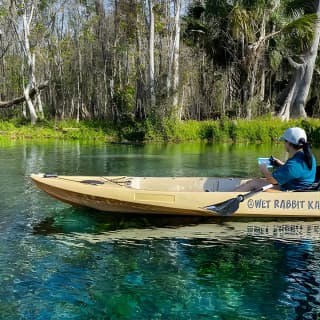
[285,0,315,15]
[282,13,318,51]
[229,4,254,42]
[291,8,304,20]
[241,0,268,10]
[205,0,232,19]
[269,50,283,71]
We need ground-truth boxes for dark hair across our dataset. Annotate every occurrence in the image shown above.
[291,138,313,170]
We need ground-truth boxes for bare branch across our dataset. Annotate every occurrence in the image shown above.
[0,81,49,109]
[28,3,35,29]
[248,30,281,52]
[0,43,10,60]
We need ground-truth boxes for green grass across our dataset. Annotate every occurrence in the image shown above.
[0,119,117,141]
[142,117,320,143]
[1,117,320,143]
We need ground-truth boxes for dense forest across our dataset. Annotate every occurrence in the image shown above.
[0,0,320,125]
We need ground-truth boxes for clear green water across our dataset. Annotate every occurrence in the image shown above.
[1,140,320,319]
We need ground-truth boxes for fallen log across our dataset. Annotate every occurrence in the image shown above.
[0,81,49,109]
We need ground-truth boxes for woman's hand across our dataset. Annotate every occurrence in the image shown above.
[259,163,269,176]
[259,164,278,185]
[271,156,284,167]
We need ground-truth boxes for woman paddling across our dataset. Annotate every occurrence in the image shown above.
[236,127,316,191]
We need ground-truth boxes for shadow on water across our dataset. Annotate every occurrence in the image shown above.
[32,207,213,235]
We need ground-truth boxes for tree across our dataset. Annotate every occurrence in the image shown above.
[146,0,156,109]
[9,0,46,124]
[183,0,319,120]
[166,0,182,118]
[0,81,48,108]
[1,0,320,124]
[277,0,320,119]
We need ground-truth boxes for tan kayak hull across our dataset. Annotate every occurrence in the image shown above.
[30,174,320,217]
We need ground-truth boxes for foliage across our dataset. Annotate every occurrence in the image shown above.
[0,119,116,141]
[282,13,319,51]
[2,117,320,143]
[182,0,320,119]
[0,0,320,124]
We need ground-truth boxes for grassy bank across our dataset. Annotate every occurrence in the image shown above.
[0,119,117,141]
[1,117,320,143]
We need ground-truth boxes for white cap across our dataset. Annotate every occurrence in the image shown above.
[279,127,307,145]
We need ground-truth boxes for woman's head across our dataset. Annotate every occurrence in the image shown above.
[279,127,307,147]
[280,127,313,169]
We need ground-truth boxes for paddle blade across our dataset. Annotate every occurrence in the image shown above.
[204,197,241,216]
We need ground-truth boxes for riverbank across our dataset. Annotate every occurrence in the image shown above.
[1,118,320,143]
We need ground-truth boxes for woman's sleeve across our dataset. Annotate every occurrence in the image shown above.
[272,160,300,185]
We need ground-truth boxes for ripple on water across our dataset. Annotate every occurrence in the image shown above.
[28,221,318,319]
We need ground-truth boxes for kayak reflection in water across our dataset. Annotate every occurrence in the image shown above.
[235,127,317,192]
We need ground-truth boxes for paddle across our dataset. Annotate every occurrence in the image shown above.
[204,183,274,216]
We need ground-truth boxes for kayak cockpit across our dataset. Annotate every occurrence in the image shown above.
[32,174,254,192]
[129,177,249,192]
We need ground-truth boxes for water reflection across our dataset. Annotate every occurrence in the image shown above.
[31,208,320,241]
[31,209,320,319]
[1,140,320,319]
[32,208,210,235]
[17,140,289,177]
[31,214,320,319]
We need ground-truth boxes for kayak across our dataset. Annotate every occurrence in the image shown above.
[30,174,320,217]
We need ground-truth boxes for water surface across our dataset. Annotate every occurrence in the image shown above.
[1,140,320,319]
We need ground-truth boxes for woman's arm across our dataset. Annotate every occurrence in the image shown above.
[259,164,278,184]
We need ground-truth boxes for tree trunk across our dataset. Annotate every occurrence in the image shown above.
[22,5,38,124]
[278,75,298,120]
[77,40,82,123]
[277,0,320,120]
[135,9,146,120]
[260,67,265,102]
[166,0,173,98]
[172,0,181,114]
[148,0,156,109]
[245,12,266,119]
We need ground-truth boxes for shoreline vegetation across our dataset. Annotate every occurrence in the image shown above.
[1,118,320,144]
